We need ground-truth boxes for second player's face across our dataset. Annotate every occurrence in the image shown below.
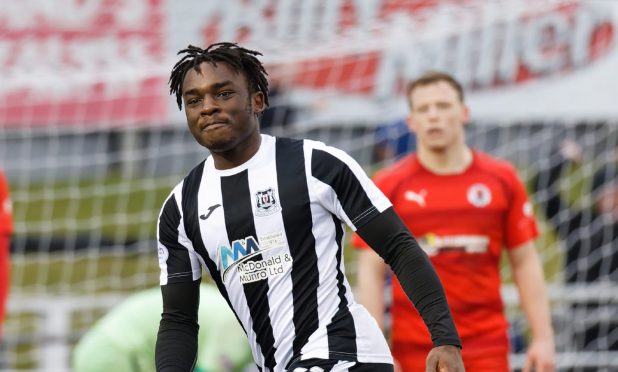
[407,81,469,152]
[595,184,618,221]
[182,62,264,153]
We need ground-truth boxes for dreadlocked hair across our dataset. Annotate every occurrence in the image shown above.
[169,42,270,110]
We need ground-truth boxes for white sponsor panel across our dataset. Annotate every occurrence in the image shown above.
[238,252,293,284]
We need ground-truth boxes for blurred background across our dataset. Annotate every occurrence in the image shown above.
[0,0,617,370]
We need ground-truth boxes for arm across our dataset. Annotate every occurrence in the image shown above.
[155,280,201,372]
[356,249,387,329]
[507,242,555,372]
[356,208,463,368]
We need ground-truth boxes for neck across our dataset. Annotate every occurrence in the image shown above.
[417,142,473,175]
[212,131,262,170]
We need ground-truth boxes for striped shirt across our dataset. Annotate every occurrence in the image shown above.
[157,134,394,371]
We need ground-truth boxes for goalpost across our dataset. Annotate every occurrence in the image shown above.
[1,0,617,370]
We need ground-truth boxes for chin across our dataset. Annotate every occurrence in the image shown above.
[426,143,449,152]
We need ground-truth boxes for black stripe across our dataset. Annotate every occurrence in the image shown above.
[326,213,357,360]
[159,195,193,283]
[221,170,277,370]
[181,162,245,332]
[275,138,320,362]
[348,362,394,371]
[311,149,379,227]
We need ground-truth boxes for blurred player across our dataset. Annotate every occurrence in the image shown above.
[72,284,252,372]
[533,139,617,352]
[353,71,555,372]
[0,170,12,339]
[156,43,463,371]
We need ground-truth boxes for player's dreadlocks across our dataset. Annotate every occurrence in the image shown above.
[169,42,270,110]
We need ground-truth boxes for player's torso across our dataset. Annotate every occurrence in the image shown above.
[392,168,509,260]
[196,138,304,349]
[190,136,390,369]
[385,156,513,345]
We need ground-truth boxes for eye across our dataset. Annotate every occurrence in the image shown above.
[416,105,429,113]
[437,102,451,110]
[187,98,201,106]
[217,91,234,99]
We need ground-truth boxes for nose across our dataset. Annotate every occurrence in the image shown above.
[200,97,219,116]
[427,106,440,121]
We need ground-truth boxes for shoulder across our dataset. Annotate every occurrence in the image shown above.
[300,138,359,167]
[159,160,206,215]
[474,151,519,178]
[473,151,525,194]
[183,159,207,184]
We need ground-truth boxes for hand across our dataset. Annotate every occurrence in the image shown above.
[393,358,403,372]
[559,139,583,164]
[426,345,465,372]
[522,338,555,372]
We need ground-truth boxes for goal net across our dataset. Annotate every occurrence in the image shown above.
[1,0,617,370]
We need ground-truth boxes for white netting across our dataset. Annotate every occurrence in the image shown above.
[1,0,617,370]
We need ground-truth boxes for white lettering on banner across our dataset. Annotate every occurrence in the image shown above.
[0,0,162,72]
[189,0,614,97]
[0,0,150,31]
[1,0,616,126]
[374,1,614,98]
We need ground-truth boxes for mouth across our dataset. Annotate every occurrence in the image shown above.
[200,120,227,131]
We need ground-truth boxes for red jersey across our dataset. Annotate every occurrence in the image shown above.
[352,151,538,356]
[0,171,11,236]
[0,170,12,332]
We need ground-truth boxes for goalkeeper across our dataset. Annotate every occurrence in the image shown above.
[72,284,252,372]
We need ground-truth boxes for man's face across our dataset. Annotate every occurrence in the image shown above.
[406,81,469,152]
[182,62,264,152]
[595,184,618,221]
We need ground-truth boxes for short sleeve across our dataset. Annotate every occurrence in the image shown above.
[310,144,391,231]
[157,191,202,285]
[504,166,539,249]
[350,168,397,250]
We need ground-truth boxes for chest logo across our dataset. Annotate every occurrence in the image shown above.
[467,183,492,208]
[255,188,281,217]
[405,189,427,207]
[200,204,221,220]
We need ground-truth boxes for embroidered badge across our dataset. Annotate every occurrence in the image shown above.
[255,188,281,217]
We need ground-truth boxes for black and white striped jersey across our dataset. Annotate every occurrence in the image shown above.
[157,134,394,371]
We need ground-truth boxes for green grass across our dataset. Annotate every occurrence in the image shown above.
[5,164,588,369]
[12,173,175,240]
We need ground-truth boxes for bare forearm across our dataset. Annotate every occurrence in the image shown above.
[356,249,386,328]
[510,245,554,341]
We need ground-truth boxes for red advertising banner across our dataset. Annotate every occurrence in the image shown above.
[0,0,168,128]
[0,0,616,127]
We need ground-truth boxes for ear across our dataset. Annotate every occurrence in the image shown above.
[406,113,418,133]
[252,91,266,114]
[462,104,471,126]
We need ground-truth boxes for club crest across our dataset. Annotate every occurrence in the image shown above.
[467,183,492,208]
[255,188,281,217]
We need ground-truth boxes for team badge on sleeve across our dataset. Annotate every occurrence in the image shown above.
[158,245,169,265]
[255,188,281,217]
